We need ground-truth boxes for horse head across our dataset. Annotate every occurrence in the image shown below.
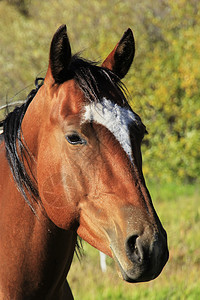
[23,25,168,283]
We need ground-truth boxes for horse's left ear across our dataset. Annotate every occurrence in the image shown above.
[102,29,135,79]
[48,24,72,84]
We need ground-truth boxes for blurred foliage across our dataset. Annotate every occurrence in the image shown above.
[0,0,199,183]
[4,0,31,15]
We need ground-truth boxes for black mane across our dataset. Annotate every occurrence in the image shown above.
[1,78,44,212]
[70,55,128,104]
[1,56,128,213]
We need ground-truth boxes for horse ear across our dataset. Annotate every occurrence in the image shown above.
[49,24,72,83]
[102,29,135,79]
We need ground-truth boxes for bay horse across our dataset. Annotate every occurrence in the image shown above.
[0,25,168,299]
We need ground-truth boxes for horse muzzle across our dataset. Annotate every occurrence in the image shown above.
[110,229,169,283]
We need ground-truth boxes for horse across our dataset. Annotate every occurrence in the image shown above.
[0,25,168,299]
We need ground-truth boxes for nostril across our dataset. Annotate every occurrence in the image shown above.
[127,235,138,252]
[126,235,143,264]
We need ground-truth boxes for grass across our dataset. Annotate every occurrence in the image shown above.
[68,182,200,299]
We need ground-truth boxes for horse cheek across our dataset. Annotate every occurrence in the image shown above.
[39,173,78,229]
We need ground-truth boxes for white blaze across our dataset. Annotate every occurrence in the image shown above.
[82,98,138,163]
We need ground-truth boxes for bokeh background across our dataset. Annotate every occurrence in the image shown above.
[0,0,199,299]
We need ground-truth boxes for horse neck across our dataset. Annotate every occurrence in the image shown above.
[0,150,76,298]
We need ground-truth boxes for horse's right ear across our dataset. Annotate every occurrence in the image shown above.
[47,25,72,84]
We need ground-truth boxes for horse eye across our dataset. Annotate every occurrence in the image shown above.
[65,133,86,145]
